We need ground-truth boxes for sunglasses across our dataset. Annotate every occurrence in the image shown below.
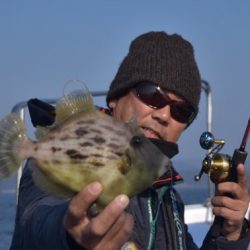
[133,82,195,124]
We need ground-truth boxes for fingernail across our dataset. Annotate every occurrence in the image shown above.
[88,182,102,194]
[117,195,129,208]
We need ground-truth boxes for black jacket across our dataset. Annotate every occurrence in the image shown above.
[10,160,250,250]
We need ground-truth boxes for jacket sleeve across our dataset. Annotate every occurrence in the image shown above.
[200,219,250,250]
[10,160,84,250]
[177,188,250,250]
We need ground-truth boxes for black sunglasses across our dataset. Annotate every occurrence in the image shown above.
[133,82,195,124]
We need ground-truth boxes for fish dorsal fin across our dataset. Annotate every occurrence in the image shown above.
[55,80,94,124]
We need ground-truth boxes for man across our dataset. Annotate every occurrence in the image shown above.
[10,31,250,249]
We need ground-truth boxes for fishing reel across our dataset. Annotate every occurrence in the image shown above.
[195,118,249,184]
[194,132,234,183]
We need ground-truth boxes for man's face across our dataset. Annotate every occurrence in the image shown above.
[109,89,187,143]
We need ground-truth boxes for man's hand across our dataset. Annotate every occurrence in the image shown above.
[64,182,134,250]
[211,164,249,240]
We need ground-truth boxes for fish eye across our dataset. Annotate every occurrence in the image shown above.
[130,136,142,146]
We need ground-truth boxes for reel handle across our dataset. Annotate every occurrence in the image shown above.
[199,131,225,150]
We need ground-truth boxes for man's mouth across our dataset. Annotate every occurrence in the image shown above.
[141,127,162,140]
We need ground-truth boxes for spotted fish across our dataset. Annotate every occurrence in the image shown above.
[0,83,170,212]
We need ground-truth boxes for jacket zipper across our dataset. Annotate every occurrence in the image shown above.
[147,186,169,250]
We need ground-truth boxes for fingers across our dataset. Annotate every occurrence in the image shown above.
[64,182,103,228]
[107,213,134,241]
[215,183,238,198]
[215,164,248,198]
[236,164,248,192]
[212,163,249,240]
[86,194,130,236]
[64,182,133,249]
[213,173,249,216]
[213,207,244,222]
[106,213,134,250]
[212,196,237,210]
[92,212,134,250]
[211,191,246,240]
[212,198,245,220]
[212,194,248,223]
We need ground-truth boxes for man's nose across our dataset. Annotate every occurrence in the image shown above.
[151,105,171,124]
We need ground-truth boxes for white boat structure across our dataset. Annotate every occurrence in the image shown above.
[10,80,250,247]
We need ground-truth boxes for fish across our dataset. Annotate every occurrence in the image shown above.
[0,83,170,213]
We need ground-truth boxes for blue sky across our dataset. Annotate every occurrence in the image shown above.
[0,1,250,176]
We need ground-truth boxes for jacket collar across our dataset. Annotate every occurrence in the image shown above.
[152,166,183,188]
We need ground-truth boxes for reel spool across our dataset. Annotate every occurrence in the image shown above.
[195,132,233,183]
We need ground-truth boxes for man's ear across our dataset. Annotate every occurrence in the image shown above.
[108,100,117,109]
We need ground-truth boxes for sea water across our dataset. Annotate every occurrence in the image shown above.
[0,178,16,250]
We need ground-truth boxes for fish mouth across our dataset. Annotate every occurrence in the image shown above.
[141,126,163,140]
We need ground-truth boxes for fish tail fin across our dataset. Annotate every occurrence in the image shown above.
[55,80,95,124]
[0,113,27,179]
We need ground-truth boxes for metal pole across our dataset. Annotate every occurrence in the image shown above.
[201,80,213,222]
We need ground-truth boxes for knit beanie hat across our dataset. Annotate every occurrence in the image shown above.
[106,31,201,117]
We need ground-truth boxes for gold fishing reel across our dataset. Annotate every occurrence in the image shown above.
[194,132,234,183]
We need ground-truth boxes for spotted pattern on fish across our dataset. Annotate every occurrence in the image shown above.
[75,127,89,137]
[91,153,102,158]
[76,120,85,125]
[92,162,105,167]
[60,136,70,141]
[51,146,62,152]
[99,124,127,138]
[32,115,133,173]
[65,149,88,160]
[90,136,106,144]
[79,142,93,147]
